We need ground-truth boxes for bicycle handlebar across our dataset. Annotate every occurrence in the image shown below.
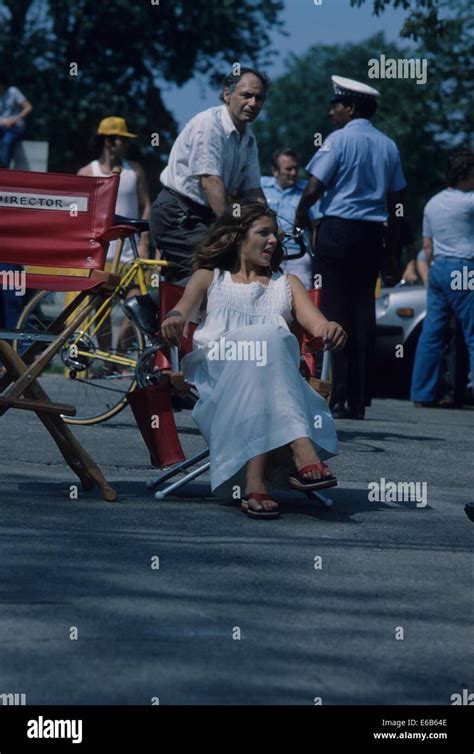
[282,227,308,260]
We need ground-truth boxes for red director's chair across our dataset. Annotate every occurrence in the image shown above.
[0,167,141,501]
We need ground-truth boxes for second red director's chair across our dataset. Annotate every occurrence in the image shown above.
[128,280,334,508]
[0,167,140,501]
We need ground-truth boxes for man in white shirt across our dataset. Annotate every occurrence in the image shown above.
[152,68,267,274]
[124,68,268,332]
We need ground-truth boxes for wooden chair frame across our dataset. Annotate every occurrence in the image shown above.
[0,167,138,502]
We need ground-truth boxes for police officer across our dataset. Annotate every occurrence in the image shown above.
[295,76,406,419]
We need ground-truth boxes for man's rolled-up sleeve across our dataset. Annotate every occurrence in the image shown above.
[240,138,262,192]
[306,137,340,187]
[187,121,225,178]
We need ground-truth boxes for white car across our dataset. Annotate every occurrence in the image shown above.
[375,282,427,395]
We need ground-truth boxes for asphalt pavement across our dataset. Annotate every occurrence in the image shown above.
[0,381,473,705]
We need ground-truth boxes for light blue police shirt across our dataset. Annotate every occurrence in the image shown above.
[306,119,406,222]
[261,176,321,289]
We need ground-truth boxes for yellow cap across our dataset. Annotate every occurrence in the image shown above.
[97,117,137,138]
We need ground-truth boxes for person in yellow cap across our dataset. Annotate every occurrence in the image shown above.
[78,116,150,262]
[77,117,151,372]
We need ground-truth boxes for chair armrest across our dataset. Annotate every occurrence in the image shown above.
[114,215,150,233]
[303,336,324,353]
[99,224,141,242]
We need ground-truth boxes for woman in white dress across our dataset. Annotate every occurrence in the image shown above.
[160,203,347,519]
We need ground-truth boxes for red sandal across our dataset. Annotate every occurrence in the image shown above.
[241,492,280,520]
[289,463,337,492]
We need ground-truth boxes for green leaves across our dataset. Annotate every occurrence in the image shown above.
[0,0,283,182]
[349,0,467,45]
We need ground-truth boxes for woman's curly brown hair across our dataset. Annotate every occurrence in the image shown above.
[192,202,284,274]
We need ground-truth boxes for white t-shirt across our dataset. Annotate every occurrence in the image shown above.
[0,86,26,127]
[423,188,474,259]
[160,105,261,207]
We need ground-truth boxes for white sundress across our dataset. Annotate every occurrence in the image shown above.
[181,268,338,494]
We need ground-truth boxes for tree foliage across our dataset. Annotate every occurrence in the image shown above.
[0,0,284,182]
[350,0,473,148]
[349,0,468,44]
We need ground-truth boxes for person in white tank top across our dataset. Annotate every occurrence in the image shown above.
[77,117,151,262]
[77,117,151,368]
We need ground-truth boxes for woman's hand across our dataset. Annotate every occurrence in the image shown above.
[320,321,347,352]
[160,311,186,344]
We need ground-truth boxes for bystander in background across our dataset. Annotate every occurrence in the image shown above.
[411,152,474,408]
[261,148,320,289]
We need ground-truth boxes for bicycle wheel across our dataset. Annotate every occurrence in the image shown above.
[15,289,145,425]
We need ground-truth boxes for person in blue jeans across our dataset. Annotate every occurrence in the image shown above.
[0,71,32,367]
[0,264,24,328]
[0,263,25,375]
[411,152,474,406]
[0,72,33,168]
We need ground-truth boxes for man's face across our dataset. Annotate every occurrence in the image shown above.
[329,101,353,128]
[273,155,298,189]
[224,74,266,129]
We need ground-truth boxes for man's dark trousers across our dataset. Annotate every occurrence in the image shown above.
[150,187,215,281]
[314,215,384,410]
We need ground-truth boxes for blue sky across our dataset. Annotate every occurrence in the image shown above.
[162,0,410,128]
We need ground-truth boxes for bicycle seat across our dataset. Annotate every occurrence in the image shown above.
[114,215,150,233]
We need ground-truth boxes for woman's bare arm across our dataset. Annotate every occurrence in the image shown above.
[288,274,347,351]
[160,269,214,341]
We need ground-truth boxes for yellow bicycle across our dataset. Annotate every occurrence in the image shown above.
[15,223,179,425]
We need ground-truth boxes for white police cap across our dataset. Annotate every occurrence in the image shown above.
[331,75,380,100]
